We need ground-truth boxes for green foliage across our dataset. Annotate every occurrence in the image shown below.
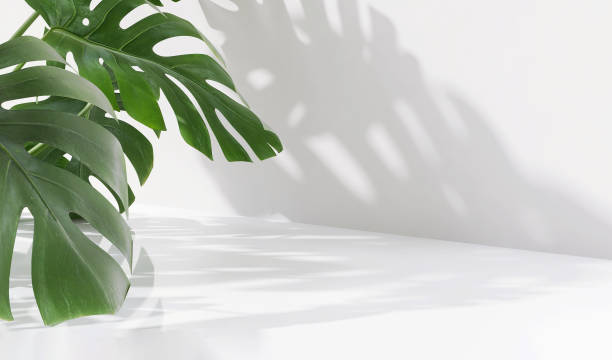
[0,1,282,325]
[27,0,282,161]
[0,37,131,325]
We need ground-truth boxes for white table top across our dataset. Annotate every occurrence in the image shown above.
[2,207,612,359]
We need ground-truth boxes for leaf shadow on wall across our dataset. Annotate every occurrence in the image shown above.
[199,0,612,259]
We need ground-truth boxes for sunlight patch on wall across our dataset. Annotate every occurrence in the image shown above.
[306,134,376,203]
[366,123,410,179]
[293,26,312,45]
[441,183,468,217]
[247,68,275,91]
[436,89,470,140]
[323,0,343,36]
[283,0,305,19]
[394,99,440,165]
[207,0,239,12]
[274,151,304,181]
[357,0,373,40]
[282,0,312,45]
[287,102,307,128]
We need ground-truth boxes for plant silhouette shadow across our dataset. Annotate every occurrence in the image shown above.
[3,0,612,344]
[196,0,612,259]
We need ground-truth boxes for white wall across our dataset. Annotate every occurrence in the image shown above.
[5,1,612,259]
[188,0,612,259]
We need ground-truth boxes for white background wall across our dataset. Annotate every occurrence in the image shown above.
[4,1,612,259]
[190,0,612,259]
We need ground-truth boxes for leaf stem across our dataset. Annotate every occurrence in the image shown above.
[77,103,94,117]
[12,63,25,72]
[27,143,46,156]
[10,11,40,40]
[28,103,94,155]
[10,12,41,72]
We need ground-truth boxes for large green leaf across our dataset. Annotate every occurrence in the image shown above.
[62,105,152,213]
[0,36,64,68]
[26,0,283,161]
[0,37,132,325]
[87,107,153,185]
[14,98,154,212]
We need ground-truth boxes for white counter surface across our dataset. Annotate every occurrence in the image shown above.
[2,207,612,359]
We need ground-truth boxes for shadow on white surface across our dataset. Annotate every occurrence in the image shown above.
[4,213,612,358]
[195,0,612,259]
[4,214,611,329]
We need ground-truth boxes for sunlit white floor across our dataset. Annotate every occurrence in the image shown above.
[2,206,612,359]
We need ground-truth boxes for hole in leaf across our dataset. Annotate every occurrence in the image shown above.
[90,0,102,11]
[153,37,215,57]
[16,60,47,71]
[69,212,131,276]
[3,97,44,110]
[82,18,90,26]
[215,109,257,161]
[120,4,157,29]
[65,52,79,73]
[165,74,208,124]
[206,80,247,107]
[9,208,35,306]
[164,74,218,153]
[88,175,120,212]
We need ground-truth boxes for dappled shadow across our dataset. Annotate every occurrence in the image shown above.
[5,214,612,333]
[5,214,612,358]
[197,0,612,258]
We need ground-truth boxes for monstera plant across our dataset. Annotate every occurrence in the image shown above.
[0,1,282,325]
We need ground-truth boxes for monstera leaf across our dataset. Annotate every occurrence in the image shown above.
[14,98,154,213]
[26,0,283,161]
[0,36,133,325]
